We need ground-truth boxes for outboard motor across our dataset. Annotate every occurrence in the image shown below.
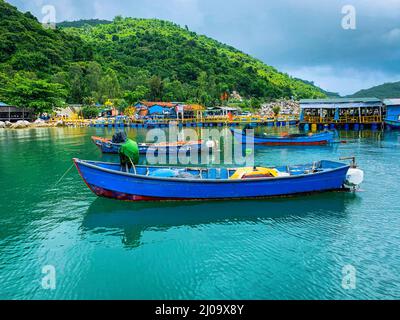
[340,156,364,190]
[112,132,127,144]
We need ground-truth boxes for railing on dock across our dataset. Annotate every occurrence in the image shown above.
[87,114,300,127]
[302,115,383,124]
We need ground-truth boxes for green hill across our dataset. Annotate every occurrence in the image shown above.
[0,0,326,113]
[348,81,400,99]
[296,78,340,98]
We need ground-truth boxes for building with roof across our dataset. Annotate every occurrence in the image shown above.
[134,101,205,120]
[135,102,178,118]
[0,102,34,122]
[205,106,241,116]
[383,99,400,128]
[299,98,384,130]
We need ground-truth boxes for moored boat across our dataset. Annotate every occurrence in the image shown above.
[91,136,205,154]
[73,158,363,201]
[231,129,334,145]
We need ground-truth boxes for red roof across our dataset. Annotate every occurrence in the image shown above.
[139,101,177,108]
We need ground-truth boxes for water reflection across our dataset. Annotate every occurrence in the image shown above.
[82,192,360,247]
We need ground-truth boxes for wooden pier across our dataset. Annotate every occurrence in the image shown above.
[299,98,384,131]
[88,115,299,128]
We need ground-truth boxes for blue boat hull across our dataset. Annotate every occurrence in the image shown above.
[232,129,334,145]
[74,159,350,201]
[92,137,203,155]
[385,120,400,129]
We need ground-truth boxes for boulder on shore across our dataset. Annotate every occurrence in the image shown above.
[5,121,12,128]
[0,121,5,128]
[55,120,64,127]
[10,120,32,129]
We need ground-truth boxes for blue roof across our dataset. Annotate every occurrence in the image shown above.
[300,97,383,109]
[300,97,381,104]
[383,99,400,106]
[0,102,9,107]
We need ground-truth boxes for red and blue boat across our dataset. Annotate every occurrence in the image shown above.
[91,136,204,154]
[73,158,363,201]
[231,129,334,145]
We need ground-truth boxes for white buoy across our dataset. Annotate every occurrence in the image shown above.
[345,168,364,188]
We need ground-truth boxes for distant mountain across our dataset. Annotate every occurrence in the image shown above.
[348,81,400,99]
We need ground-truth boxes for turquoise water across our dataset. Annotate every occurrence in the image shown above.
[0,126,399,300]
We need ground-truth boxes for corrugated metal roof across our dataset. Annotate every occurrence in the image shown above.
[139,101,177,108]
[383,99,400,106]
[300,98,382,104]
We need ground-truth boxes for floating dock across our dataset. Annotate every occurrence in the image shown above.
[89,116,299,128]
[299,98,384,131]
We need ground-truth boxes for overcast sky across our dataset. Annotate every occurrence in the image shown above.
[8,0,400,95]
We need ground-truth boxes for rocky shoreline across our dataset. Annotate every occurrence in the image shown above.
[0,119,89,129]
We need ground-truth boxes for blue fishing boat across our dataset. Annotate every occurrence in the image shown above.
[73,158,364,201]
[91,136,205,155]
[231,129,334,145]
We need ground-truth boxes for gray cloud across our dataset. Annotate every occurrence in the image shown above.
[7,0,400,95]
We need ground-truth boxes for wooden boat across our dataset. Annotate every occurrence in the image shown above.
[231,129,334,145]
[73,158,363,201]
[91,136,204,154]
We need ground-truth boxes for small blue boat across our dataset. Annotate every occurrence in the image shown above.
[232,129,334,145]
[73,158,361,201]
[91,136,204,155]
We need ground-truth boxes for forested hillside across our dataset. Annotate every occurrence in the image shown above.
[0,0,326,114]
[348,81,400,99]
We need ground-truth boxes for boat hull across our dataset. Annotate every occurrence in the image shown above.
[91,137,204,155]
[74,159,350,201]
[385,120,400,129]
[232,129,334,145]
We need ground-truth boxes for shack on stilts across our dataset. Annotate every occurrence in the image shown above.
[299,98,384,131]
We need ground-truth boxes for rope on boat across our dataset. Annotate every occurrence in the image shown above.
[54,163,75,187]
[54,143,100,187]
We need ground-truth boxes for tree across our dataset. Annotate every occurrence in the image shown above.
[68,63,85,103]
[148,76,164,101]
[85,61,102,99]
[272,105,281,116]
[99,69,121,102]
[81,106,100,119]
[1,73,67,114]
[124,85,149,105]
